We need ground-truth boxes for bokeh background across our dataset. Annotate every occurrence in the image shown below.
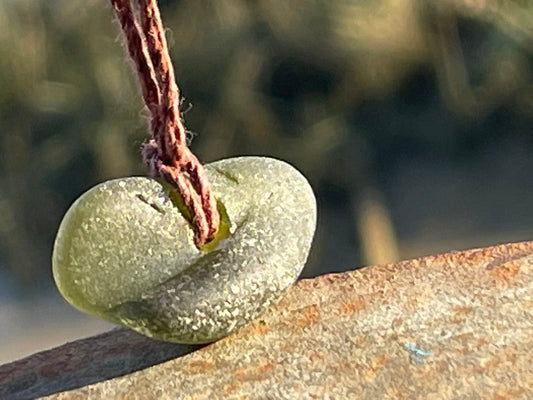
[1,0,532,363]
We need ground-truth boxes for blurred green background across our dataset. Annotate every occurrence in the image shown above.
[0,0,532,362]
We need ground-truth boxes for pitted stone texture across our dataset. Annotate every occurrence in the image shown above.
[52,157,317,343]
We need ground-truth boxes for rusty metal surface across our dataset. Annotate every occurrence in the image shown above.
[1,241,531,400]
[0,329,199,400]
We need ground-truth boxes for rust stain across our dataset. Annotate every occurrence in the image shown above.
[233,368,247,378]
[246,320,271,336]
[308,351,325,363]
[483,243,531,270]
[234,361,275,380]
[181,360,215,374]
[391,317,403,329]
[384,386,409,399]
[490,263,520,287]
[339,297,367,315]
[422,241,531,271]
[221,381,245,397]
[490,388,527,400]
[456,332,475,344]
[353,334,368,347]
[448,305,473,324]
[340,361,353,371]
[406,286,435,311]
[294,304,321,327]
[372,355,388,370]
[474,337,489,352]
[452,332,476,352]
[452,305,473,314]
[364,355,389,382]
[477,356,501,374]
[257,361,275,374]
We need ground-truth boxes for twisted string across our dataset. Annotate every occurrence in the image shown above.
[110,0,219,248]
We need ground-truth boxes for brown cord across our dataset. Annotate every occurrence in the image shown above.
[110,0,219,248]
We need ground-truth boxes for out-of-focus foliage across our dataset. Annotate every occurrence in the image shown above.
[0,0,532,291]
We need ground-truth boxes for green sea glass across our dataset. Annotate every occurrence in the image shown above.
[52,157,316,343]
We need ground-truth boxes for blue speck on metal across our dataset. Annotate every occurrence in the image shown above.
[405,343,432,364]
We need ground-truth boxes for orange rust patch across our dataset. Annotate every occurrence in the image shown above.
[473,337,489,352]
[372,355,388,370]
[234,368,248,378]
[364,355,389,382]
[491,388,527,400]
[448,305,473,324]
[452,305,473,314]
[477,356,501,374]
[234,361,275,380]
[294,304,321,327]
[405,285,435,311]
[257,361,275,374]
[339,297,367,315]
[452,332,476,352]
[353,334,368,347]
[221,382,245,397]
[341,361,352,370]
[385,386,409,399]
[391,317,403,329]
[456,332,474,343]
[308,351,325,363]
[246,320,271,336]
[490,263,520,287]
[181,360,215,374]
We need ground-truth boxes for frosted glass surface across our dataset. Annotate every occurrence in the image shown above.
[53,156,316,343]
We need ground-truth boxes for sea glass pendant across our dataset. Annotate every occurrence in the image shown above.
[52,157,316,343]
